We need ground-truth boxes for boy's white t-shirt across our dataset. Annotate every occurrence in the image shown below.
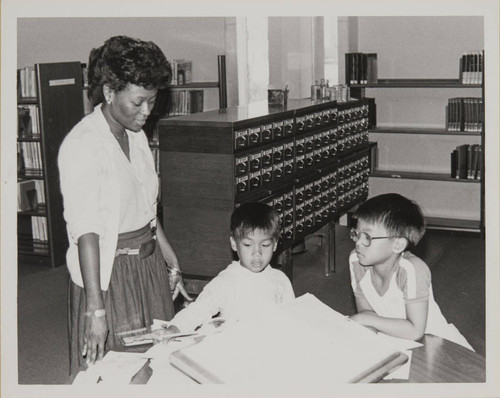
[349,251,474,350]
[170,261,295,332]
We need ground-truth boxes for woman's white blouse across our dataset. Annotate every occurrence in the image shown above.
[58,104,158,290]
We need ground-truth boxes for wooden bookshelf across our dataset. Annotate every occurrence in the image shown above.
[17,62,84,268]
[147,55,228,225]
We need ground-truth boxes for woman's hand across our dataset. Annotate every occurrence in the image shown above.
[82,313,108,366]
[154,219,194,303]
[77,233,108,365]
[168,270,193,302]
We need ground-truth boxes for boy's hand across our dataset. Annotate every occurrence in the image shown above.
[149,325,182,343]
[129,325,182,345]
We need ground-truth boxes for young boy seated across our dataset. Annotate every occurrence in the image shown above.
[156,202,295,336]
[348,193,474,350]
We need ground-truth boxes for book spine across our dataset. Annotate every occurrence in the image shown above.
[450,149,458,178]
[345,53,353,85]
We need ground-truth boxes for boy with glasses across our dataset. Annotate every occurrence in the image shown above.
[348,193,473,350]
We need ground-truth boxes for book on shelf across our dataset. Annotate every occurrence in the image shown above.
[17,180,38,212]
[445,97,483,133]
[171,59,193,86]
[81,63,89,88]
[345,53,378,85]
[366,54,378,84]
[450,144,481,180]
[459,51,483,85]
[34,180,45,205]
[167,89,204,116]
[18,106,32,136]
[31,216,49,254]
[17,66,37,98]
[18,141,43,176]
[17,104,40,136]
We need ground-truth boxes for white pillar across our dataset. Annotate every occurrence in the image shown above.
[236,17,269,107]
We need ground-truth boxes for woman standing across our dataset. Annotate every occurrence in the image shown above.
[58,35,190,375]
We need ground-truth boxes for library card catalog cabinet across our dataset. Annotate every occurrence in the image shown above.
[158,98,372,281]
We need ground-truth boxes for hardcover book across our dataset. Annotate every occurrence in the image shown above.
[17,180,38,212]
[169,294,407,384]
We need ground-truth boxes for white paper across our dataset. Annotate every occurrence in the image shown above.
[146,339,200,385]
[72,351,149,385]
[375,332,424,350]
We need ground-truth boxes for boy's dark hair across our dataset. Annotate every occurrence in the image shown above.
[353,193,426,250]
[231,202,281,242]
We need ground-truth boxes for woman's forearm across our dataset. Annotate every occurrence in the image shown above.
[77,233,104,311]
[155,217,180,269]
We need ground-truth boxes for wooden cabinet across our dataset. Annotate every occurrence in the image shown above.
[17,62,84,267]
[158,98,373,281]
[146,56,227,222]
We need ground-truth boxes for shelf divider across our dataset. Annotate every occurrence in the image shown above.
[351,79,482,88]
[370,169,481,183]
[369,127,482,136]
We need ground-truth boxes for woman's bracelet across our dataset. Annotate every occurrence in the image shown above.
[166,265,182,276]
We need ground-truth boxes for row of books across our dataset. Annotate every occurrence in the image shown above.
[18,66,37,98]
[167,89,204,117]
[30,216,49,254]
[18,141,43,176]
[171,60,193,86]
[459,51,483,85]
[446,97,483,133]
[18,105,40,136]
[345,53,378,85]
[18,180,45,212]
[451,144,482,180]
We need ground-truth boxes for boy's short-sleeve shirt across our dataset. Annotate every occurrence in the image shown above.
[348,250,474,351]
[349,250,431,305]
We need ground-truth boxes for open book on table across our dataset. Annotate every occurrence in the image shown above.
[169,293,408,384]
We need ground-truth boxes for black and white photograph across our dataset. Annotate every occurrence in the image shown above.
[1,0,499,397]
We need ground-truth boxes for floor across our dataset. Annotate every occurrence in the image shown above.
[16,225,485,384]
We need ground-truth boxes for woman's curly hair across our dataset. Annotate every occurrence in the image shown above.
[87,35,172,106]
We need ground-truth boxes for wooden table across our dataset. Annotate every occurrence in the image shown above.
[404,335,485,383]
[129,334,485,384]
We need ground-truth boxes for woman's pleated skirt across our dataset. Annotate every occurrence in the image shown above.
[68,224,175,375]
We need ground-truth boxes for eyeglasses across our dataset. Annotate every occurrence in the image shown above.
[350,228,391,247]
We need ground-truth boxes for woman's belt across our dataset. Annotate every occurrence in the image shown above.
[115,223,156,259]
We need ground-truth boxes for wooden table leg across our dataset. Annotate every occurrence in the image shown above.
[324,221,336,276]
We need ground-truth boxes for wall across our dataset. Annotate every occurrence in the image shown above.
[339,16,484,221]
[268,17,324,99]
[17,17,237,110]
[18,16,327,108]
